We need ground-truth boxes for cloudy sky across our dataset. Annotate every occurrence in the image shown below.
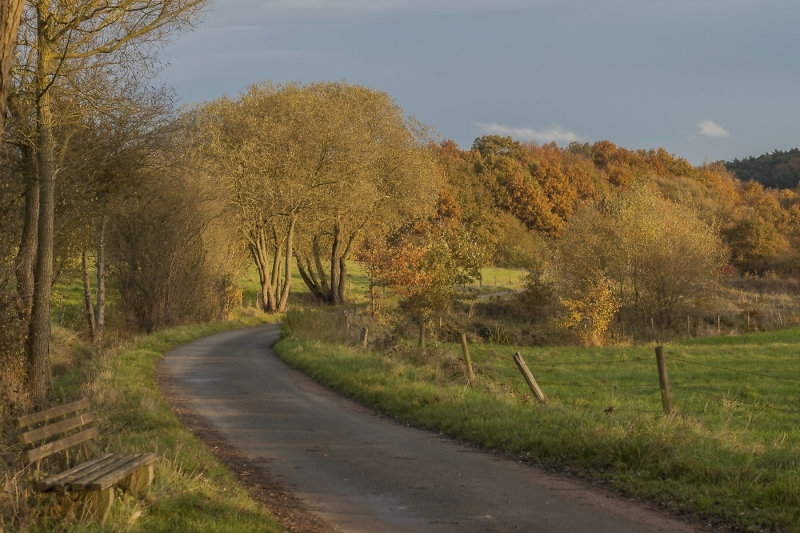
[157,0,800,165]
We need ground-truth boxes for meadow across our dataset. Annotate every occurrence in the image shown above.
[5,265,799,532]
[278,308,800,533]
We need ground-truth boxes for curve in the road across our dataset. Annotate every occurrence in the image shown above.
[159,324,698,533]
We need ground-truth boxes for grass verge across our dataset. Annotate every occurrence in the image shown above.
[7,312,284,533]
[277,308,800,533]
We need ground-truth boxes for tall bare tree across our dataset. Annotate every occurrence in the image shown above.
[21,0,206,405]
[0,0,24,139]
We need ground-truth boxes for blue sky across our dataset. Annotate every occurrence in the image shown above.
[158,0,800,165]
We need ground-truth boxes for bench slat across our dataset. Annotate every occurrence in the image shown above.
[22,427,99,464]
[64,455,131,490]
[36,453,115,491]
[74,453,158,491]
[16,398,91,430]
[19,412,96,445]
[17,398,158,505]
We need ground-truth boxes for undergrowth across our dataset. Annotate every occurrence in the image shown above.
[1,312,283,532]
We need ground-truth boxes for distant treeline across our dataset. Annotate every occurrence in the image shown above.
[725,148,800,189]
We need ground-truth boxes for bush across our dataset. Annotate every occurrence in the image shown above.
[110,173,242,331]
[0,292,29,415]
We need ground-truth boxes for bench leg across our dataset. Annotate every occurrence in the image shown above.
[124,463,155,497]
[80,487,114,524]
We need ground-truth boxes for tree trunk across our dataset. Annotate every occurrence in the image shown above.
[296,234,331,302]
[329,220,342,305]
[369,280,377,317]
[81,250,97,343]
[15,150,39,321]
[313,236,330,296]
[277,215,296,312]
[297,259,326,302]
[0,0,25,140]
[94,218,106,349]
[269,224,283,310]
[27,22,56,406]
[247,228,275,313]
[337,233,356,305]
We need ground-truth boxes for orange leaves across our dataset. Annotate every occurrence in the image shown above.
[359,212,487,320]
[359,234,434,299]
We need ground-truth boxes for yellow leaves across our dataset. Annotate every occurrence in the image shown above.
[557,278,621,346]
[555,182,727,340]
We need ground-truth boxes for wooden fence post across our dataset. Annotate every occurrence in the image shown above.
[460,333,474,384]
[513,352,547,404]
[360,327,369,348]
[655,345,673,415]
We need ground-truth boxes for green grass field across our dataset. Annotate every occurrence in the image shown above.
[277,311,800,532]
[32,264,798,532]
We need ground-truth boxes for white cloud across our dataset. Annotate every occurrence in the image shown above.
[475,122,581,145]
[696,119,730,138]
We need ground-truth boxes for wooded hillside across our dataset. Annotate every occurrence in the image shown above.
[725,148,800,189]
[439,137,800,277]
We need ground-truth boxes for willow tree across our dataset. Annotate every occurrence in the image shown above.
[18,0,206,405]
[194,82,441,311]
[292,83,442,305]
[191,83,316,313]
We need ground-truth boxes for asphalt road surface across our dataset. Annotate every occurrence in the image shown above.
[159,324,698,533]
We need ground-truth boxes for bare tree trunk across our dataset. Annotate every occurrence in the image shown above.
[369,279,377,317]
[277,215,296,312]
[269,224,283,310]
[313,236,330,296]
[296,260,324,301]
[337,233,356,305]
[329,220,342,305]
[15,151,39,320]
[0,0,25,139]
[27,23,56,406]
[94,218,106,349]
[81,250,97,343]
[247,228,275,313]
[264,241,282,312]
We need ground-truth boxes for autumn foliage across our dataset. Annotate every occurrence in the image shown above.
[423,135,800,343]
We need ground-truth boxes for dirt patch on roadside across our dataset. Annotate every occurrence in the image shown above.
[158,372,337,533]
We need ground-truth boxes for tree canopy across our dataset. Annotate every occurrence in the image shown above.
[191,81,442,311]
[725,148,800,189]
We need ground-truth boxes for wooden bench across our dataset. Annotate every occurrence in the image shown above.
[16,397,158,523]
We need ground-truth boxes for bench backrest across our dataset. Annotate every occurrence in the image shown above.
[16,397,99,464]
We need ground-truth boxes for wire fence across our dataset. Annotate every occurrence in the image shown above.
[505,345,800,430]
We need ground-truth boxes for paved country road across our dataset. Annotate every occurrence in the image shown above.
[158,324,699,533]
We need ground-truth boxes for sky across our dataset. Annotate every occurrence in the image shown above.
[157,0,800,165]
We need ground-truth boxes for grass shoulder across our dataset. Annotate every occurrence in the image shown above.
[4,311,284,532]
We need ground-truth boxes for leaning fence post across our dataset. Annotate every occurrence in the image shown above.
[655,345,673,415]
[460,333,475,384]
[513,352,547,404]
